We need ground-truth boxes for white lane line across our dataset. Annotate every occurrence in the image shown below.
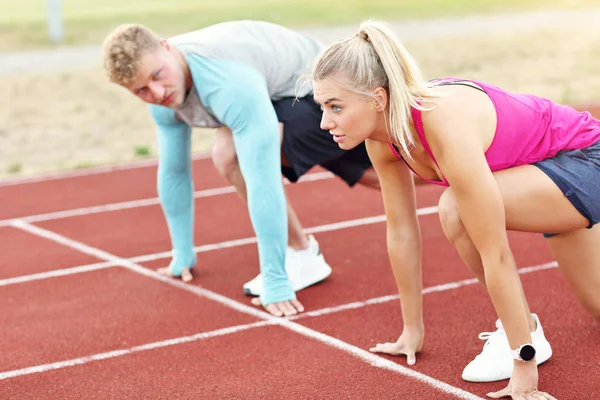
[0,320,274,380]
[290,261,559,320]
[129,237,259,264]
[1,207,439,287]
[0,258,559,383]
[10,220,269,319]
[0,261,116,287]
[0,153,212,187]
[0,171,334,227]
[10,220,483,400]
[0,186,235,226]
[132,206,438,264]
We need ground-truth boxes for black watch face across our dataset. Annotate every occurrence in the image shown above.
[520,344,536,362]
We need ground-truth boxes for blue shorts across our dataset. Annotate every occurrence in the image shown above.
[533,140,600,238]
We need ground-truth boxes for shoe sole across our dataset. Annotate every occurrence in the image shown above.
[242,263,332,297]
[291,264,332,293]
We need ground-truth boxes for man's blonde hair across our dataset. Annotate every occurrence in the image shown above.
[102,24,162,85]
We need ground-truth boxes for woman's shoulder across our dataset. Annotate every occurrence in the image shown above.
[366,139,402,164]
[420,82,489,128]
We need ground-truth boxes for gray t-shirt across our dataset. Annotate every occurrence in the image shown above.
[168,20,324,128]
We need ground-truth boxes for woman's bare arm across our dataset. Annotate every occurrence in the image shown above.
[366,139,424,329]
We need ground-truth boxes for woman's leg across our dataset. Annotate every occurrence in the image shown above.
[438,187,535,330]
[438,164,592,320]
[546,225,600,322]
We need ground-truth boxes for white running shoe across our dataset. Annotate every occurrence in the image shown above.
[462,314,553,382]
[243,234,332,296]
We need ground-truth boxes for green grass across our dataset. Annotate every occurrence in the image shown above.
[74,161,97,169]
[0,0,596,50]
[7,162,23,174]
[134,145,151,157]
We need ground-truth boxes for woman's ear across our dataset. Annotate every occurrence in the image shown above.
[373,87,388,112]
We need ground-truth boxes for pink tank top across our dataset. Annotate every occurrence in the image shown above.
[390,78,600,186]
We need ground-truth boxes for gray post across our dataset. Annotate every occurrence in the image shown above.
[47,0,63,43]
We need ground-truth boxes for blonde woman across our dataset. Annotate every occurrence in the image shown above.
[311,20,600,400]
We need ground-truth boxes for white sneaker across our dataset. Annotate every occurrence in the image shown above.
[243,234,332,296]
[462,314,553,382]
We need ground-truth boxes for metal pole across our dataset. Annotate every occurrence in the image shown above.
[47,0,63,43]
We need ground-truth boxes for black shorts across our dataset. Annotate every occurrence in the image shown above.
[273,95,373,187]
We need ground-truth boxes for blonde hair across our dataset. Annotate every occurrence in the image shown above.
[102,24,162,85]
[312,20,440,157]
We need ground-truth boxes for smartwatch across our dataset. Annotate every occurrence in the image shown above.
[511,344,536,362]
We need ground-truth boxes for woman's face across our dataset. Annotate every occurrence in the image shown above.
[313,78,382,150]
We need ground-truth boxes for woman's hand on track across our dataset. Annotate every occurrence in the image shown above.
[369,327,424,365]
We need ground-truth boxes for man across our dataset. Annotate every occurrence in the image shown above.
[102,20,380,317]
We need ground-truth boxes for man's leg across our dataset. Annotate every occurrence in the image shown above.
[212,125,309,251]
[213,125,330,297]
[320,141,378,189]
[285,200,311,251]
[355,167,381,189]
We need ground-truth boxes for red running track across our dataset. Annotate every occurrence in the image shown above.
[1,105,600,399]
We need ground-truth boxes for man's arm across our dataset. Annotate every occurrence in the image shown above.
[188,55,293,306]
[187,55,296,306]
[149,104,197,277]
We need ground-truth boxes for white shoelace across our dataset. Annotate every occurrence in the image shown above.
[478,319,506,349]
[287,236,319,258]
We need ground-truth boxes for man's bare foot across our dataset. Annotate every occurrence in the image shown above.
[251,296,304,317]
[156,266,193,282]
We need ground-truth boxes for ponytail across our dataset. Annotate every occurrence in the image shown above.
[312,20,439,157]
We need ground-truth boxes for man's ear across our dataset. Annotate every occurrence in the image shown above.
[373,87,388,112]
[160,39,170,51]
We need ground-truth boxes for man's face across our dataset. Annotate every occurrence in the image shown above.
[124,42,187,108]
